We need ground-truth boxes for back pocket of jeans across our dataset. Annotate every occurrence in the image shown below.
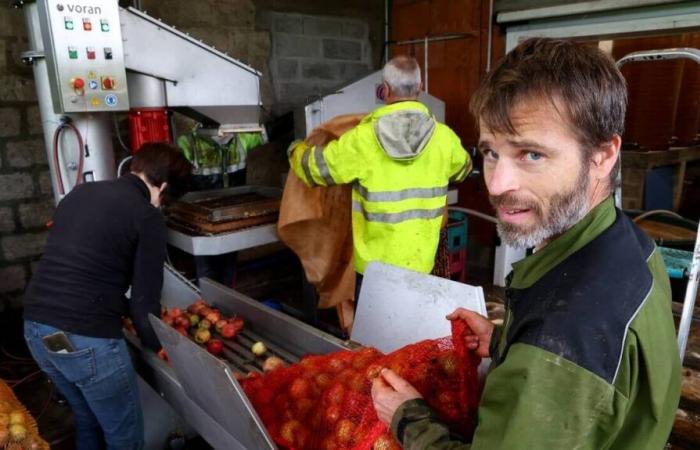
[46,347,96,386]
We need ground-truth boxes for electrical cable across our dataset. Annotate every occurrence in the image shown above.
[448,206,498,224]
[632,209,688,223]
[36,383,55,420]
[117,155,133,177]
[113,113,131,153]
[8,370,42,388]
[52,121,85,195]
[49,434,72,447]
[1,344,34,362]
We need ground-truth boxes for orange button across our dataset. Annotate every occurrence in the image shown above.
[101,76,115,90]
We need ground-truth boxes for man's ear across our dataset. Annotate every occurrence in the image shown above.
[591,135,621,181]
[383,81,392,100]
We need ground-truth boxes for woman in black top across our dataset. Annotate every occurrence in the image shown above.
[23,143,190,450]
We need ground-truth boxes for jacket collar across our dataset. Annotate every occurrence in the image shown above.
[363,100,430,123]
[509,197,617,289]
[121,173,151,201]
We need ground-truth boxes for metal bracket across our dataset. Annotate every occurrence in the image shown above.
[20,50,44,65]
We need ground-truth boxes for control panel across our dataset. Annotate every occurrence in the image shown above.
[38,0,129,113]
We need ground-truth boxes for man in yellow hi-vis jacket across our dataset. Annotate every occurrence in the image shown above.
[288,56,471,282]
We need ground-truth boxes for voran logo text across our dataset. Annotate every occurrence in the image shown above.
[58,3,103,15]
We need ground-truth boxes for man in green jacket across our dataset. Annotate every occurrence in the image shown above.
[288,56,471,282]
[371,38,681,449]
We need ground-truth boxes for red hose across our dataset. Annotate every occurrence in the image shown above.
[52,122,85,195]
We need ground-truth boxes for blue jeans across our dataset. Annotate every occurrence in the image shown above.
[24,321,144,450]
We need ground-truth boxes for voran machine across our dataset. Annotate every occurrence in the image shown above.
[20,0,264,206]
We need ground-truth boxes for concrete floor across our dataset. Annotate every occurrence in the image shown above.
[0,309,213,450]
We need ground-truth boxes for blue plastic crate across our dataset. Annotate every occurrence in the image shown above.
[659,246,692,279]
[447,210,468,252]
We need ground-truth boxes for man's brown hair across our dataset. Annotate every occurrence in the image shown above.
[470,37,627,192]
[130,142,191,188]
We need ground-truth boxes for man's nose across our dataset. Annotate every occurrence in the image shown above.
[486,160,520,197]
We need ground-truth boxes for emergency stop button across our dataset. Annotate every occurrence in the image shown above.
[71,77,85,90]
[101,76,115,90]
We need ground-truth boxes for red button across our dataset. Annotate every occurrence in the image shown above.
[72,78,85,89]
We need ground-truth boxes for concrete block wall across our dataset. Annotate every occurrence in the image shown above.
[264,12,374,114]
[0,6,54,310]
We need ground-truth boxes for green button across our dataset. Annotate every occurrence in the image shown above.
[65,20,74,30]
[68,49,78,59]
[100,20,109,32]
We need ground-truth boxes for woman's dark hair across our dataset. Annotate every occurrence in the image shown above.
[130,142,191,188]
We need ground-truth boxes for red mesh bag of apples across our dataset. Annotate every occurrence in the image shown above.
[241,320,480,450]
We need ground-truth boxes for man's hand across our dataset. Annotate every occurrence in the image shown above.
[447,308,494,358]
[371,369,422,425]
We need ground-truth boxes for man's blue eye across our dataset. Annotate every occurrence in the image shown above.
[525,152,542,161]
[483,149,498,160]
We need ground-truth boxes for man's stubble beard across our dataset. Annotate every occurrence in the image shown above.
[491,166,590,249]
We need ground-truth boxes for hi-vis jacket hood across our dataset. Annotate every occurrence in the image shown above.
[357,101,437,161]
[372,107,436,161]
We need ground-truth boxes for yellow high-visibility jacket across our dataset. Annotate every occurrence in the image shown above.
[289,100,471,274]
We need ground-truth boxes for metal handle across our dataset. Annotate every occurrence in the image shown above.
[616,47,700,68]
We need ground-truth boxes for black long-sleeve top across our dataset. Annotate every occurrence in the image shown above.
[24,174,165,351]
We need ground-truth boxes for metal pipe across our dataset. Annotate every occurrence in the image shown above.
[393,33,475,46]
[617,47,700,68]
[424,35,429,94]
[448,206,498,224]
[486,0,494,73]
[612,48,700,360]
[384,0,389,64]
[678,220,700,361]
[613,48,700,209]
[631,209,685,223]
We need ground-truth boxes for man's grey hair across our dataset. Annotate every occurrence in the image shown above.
[383,55,422,97]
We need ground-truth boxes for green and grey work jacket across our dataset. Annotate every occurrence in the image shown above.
[392,197,681,450]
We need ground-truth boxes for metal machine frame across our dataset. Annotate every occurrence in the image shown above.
[142,263,485,449]
[131,264,350,448]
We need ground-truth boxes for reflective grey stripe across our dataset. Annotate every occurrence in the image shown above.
[314,146,335,186]
[225,162,246,173]
[301,148,317,187]
[352,200,444,224]
[450,161,469,182]
[354,184,448,202]
[192,166,223,176]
